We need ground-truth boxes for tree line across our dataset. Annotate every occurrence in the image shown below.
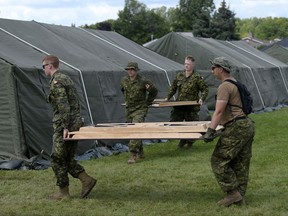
[82,0,288,45]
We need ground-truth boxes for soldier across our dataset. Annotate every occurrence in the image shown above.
[202,57,255,207]
[43,55,96,200]
[120,62,158,164]
[166,55,208,149]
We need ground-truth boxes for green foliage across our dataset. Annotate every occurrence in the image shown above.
[237,17,288,40]
[1,108,288,215]
[81,0,287,44]
[210,0,240,40]
[112,0,170,44]
[171,0,215,32]
[82,19,115,31]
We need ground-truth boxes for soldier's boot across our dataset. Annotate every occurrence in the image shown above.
[187,141,194,149]
[78,171,97,198]
[138,151,145,159]
[233,198,246,206]
[178,140,186,148]
[127,152,138,164]
[217,190,243,207]
[48,186,70,201]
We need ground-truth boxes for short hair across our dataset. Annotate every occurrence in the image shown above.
[185,55,195,62]
[42,55,60,68]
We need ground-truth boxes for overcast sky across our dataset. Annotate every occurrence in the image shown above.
[0,0,287,27]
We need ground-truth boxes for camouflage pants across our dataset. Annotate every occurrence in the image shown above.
[51,117,84,188]
[211,118,255,196]
[170,106,199,145]
[126,108,147,154]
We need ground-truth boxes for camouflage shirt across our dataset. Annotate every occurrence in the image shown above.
[167,71,208,102]
[120,74,158,112]
[48,71,80,129]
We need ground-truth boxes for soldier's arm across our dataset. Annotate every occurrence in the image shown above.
[53,82,70,129]
[145,81,158,105]
[198,77,209,102]
[167,77,178,100]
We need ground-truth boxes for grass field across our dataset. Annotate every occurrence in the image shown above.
[1,108,288,216]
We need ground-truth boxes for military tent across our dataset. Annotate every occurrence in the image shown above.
[260,38,288,52]
[0,18,188,161]
[262,44,288,64]
[145,32,288,111]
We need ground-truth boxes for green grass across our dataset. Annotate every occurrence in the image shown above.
[1,108,288,216]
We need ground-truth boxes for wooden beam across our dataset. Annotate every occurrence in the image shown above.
[121,100,199,108]
[96,121,209,127]
[65,121,223,141]
[77,122,208,133]
[151,100,199,107]
[66,132,203,140]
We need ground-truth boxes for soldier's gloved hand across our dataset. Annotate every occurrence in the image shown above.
[202,128,216,142]
[147,101,153,106]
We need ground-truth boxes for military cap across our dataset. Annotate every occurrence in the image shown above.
[210,57,232,73]
[125,62,139,71]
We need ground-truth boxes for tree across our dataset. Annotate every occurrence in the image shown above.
[210,0,239,40]
[192,9,212,37]
[113,0,170,44]
[82,20,114,31]
[237,17,288,40]
[171,0,215,32]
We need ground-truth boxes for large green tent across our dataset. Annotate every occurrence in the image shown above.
[145,32,288,111]
[0,19,188,161]
[263,44,288,64]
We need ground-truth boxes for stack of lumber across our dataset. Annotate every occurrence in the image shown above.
[66,121,222,141]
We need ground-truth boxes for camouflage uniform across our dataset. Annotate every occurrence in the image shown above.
[211,118,255,196]
[207,56,256,204]
[120,74,158,154]
[48,71,84,188]
[167,71,208,147]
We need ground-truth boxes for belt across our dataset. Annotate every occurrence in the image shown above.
[224,116,247,127]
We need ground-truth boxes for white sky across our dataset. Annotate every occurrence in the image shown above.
[0,0,287,27]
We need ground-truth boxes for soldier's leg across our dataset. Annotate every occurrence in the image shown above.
[231,138,253,197]
[66,140,85,176]
[65,141,97,198]
[49,128,70,200]
[211,124,244,193]
[211,124,250,205]
[51,129,70,188]
[128,110,146,163]
[185,111,199,149]
[170,107,186,148]
[231,120,254,196]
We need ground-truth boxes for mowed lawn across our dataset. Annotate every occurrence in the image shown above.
[1,108,288,216]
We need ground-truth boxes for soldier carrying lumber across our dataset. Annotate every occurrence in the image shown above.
[43,55,96,200]
[202,57,255,207]
[166,55,208,149]
[121,62,158,164]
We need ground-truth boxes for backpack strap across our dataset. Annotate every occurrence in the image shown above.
[224,79,242,109]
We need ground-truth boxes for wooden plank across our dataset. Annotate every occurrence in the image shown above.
[78,124,208,133]
[121,100,199,107]
[65,121,223,141]
[66,132,203,140]
[151,100,199,107]
[96,121,209,127]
